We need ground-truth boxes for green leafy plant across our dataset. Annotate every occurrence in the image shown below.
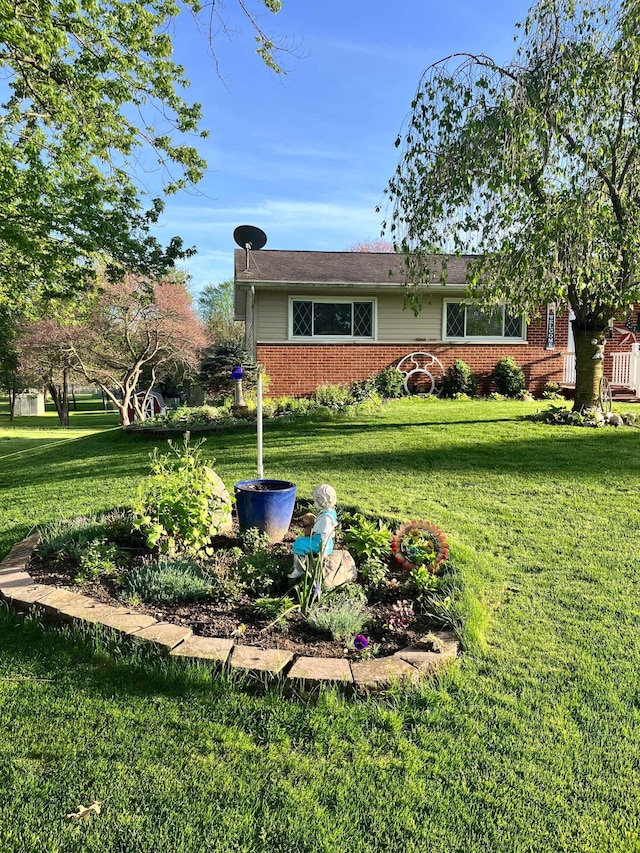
[348,376,379,404]
[313,383,351,410]
[490,357,526,398]
[307,591,369,640]
[132,433,231,556]
[237,528,289,595]
[409,564,441,594]
[252,596,295,629]
[358,556,389,589]
[442,359,478,397]
[121,555,212,604]
[75,538,120,584]
[342,513,392,563]
[374,365,405,398]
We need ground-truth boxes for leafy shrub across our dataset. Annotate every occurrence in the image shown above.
[306,591,369,640]
[313,383,351,410]
[374,365,405,398]
[132,434,232,556]
[75,538,120,584]
[349,376,378,403]
[409,564,441,594]
[121,556,212,604]
[541,381,563,400]
[358,556,389,589]
[442,359,477,397]
[343,513,392,564]
[490,357,526,397]
[204,549,245,603]
[237,527,289,594]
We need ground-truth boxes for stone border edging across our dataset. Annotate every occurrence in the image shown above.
[0,535,459,695]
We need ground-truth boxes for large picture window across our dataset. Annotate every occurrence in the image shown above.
[290,298,375,339]
[444,301,524,340]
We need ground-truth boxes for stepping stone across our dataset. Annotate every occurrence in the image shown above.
[287,656,353,689]
[351,656,420,692]
[132,622,193,652]
[229,645,293,675]
[170,635,233,665]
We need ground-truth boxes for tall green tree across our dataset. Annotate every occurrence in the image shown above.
[385,0,640,409]
[0,0,286,313]
[198,280,244,343]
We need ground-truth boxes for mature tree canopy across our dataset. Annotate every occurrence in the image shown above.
[0,0,286,313]
[198,279,244,343]
[385,0,640,408]
[68,273,208,425]
[346,239,396,252]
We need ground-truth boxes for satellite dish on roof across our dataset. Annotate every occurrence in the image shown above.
[234,225,267,273]
[234,225,267,251]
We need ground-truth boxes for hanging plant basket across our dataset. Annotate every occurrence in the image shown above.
[391,520,449,573]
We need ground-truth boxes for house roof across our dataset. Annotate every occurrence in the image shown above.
[234,249,476,286]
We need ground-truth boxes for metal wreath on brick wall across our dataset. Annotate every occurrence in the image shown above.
[396,352,445,396]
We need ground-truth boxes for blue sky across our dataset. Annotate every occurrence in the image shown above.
[150,0,534,296]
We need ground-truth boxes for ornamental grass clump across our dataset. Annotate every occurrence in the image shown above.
[307,590,369,640]
[121,556,213,605]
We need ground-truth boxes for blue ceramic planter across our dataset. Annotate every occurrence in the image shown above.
[234,479,297,543]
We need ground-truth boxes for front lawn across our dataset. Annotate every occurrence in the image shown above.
[1,397,639,852]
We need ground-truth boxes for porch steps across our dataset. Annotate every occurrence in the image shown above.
[559,384,640,404]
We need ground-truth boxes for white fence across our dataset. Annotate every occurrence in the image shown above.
[612,351,632,386]
[563,353,576,385]
[564,344,640,394]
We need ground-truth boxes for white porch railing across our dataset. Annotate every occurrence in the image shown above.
[612,351,632,386]
[565,344,640,394]
[562,353,576,384]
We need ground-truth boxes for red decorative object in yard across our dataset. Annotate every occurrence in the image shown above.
[126,391,166,423]
[391,520,449,573]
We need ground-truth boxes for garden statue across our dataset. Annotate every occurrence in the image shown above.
[288,484,338,579]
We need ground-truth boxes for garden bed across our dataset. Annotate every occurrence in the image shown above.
[27,512,460,662]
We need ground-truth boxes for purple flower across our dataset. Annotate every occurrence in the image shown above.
[353,634,369,651]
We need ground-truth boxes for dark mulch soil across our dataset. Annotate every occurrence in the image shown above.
[28,520,436,660]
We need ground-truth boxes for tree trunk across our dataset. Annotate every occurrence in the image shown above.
[572,321,606,411]
[8,386,16,421]
[48,368,70,426]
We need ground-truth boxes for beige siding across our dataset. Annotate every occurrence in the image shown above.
[254,290,444,342]
[255,292,289,340]
[376,294,442,341]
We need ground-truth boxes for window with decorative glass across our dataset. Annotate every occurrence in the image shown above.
[444,301,524,340]
[290,299,375,339]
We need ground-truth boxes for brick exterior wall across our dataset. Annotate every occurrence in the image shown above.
[258,313,570,397]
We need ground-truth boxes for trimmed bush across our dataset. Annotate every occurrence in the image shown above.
[490,357,526,397]
[375,366,405,398]
[442,359,478,397]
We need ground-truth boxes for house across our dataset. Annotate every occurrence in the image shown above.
[233,249,639,397]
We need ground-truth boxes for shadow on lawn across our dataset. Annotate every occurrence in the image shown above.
[2,416,639,492]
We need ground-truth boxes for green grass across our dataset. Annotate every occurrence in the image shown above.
[1,398,640,851]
